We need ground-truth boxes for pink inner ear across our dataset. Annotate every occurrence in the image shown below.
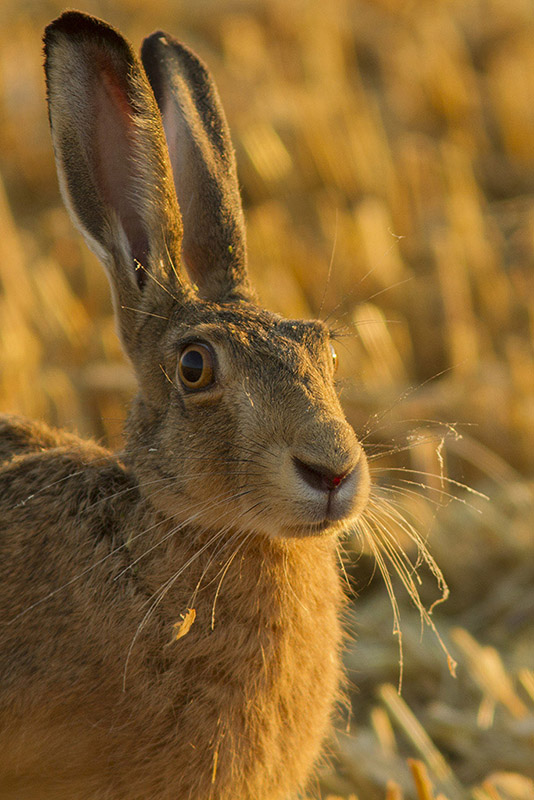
[92,54,149,278]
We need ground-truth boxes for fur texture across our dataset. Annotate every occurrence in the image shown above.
[0,12,370,800]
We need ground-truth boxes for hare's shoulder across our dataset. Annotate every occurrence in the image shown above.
[0,415,138,530]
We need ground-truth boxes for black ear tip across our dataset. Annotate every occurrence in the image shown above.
[141,30,173,62]
[45,11,104,37]
[145,30,168,43]
[43,12,91,68]
[43,11,137,73]
[44,11,130,51]
[142,30,198,60]
[141,32,211,92]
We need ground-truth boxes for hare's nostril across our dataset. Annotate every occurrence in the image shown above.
[292,457,349,493]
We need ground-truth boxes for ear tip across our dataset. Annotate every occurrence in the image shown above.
[45,11,102,38]
[141,32,212,93]
[141,30,181,65]
[142,30,198,62]
[144,30,168,43]
[43,12,130,56]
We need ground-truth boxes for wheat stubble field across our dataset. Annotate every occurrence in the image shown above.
[0,0,533,798]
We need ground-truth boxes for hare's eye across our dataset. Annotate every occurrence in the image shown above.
[329,343,338,373]
[178,344,215,391]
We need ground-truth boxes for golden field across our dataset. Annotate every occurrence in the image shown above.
[0,1,533,798]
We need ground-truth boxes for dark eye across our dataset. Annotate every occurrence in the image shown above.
[177,343,215,391]
[330,343,338,373]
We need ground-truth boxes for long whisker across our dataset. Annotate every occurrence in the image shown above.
[210,530,255,630]
[185,499,267,608]
[134,258,181,302]
[120,305,169,321]
[115,489,255,581]
[13,469,85,509]
[336,543,352,592]
[319,208,338,319]
[7,510,170,623]
[354,497,458,692]
[372,467,489,501]
[121,528,228,690]
[322,231,406,324]
[359,368,458,441]
[122,497,262,688]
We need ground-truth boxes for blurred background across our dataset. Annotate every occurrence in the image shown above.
[0,1,533,798]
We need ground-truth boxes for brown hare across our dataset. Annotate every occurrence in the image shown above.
[0,11,370,800]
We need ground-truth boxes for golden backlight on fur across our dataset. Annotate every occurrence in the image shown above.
[0,12,371,800]
[1,4,533,798]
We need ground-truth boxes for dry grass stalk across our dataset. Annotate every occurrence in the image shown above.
[408,759,438,800]
[379,685,459,793]
[451,629,529,719]
[385,781,404,800]
[0,0,533,796]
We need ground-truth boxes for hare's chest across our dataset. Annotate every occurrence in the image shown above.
[156,548,343,799]
[122,537,343,799]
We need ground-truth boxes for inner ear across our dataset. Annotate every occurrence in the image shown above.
[92,53,149,288]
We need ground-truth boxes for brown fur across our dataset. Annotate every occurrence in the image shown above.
[0,12,370,800]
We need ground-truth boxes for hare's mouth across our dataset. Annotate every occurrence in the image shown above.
[285,518,344,537]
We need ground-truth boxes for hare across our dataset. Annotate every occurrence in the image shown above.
[0,11,370,800]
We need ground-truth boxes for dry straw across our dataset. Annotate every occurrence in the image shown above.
[0,0,533,797]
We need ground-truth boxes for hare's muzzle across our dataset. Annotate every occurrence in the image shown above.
[287,423,370,530]
[292,457,352,493]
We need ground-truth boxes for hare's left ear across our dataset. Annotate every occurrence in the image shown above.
[141,32,254,303]
[44,11,189,332]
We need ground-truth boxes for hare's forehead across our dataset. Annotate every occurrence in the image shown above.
[173,313,329,357]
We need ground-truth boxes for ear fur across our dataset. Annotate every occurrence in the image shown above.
[141,32,255,303]
[44,12,190,353]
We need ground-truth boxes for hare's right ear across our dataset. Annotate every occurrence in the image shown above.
[44,12,190,348]
[141,32,254,304]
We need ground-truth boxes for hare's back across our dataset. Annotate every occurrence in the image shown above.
[0,415,84,465]
[0,416,139,640]
[0,435,140,800]
[0,415,136,528]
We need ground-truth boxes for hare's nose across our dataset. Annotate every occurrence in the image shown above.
[292,457,350,493]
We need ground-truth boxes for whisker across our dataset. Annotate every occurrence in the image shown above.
[356,514,405,690]
[134,258,181,302]
[120,305,169,321]
[187,499,267,608]
[322,233,406,325]
[359,368,458,441]
[13,470,85,509]
[318,208,338,319]
[7,511,171,624]
[374,478,483,513]
[115,489,255,581]
[122,528,228,690]
[354,497,457,691]
[210,531,255,630]
[336,543,352,592]
[121,492,263,687]
[372,467,489,501]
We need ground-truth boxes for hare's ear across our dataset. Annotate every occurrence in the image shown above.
[141,32,254,303]
[44,12,189,346]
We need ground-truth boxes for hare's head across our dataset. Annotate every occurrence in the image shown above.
[44,12,369,539]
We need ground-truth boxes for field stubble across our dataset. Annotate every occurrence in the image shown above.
[0,1,533,798]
